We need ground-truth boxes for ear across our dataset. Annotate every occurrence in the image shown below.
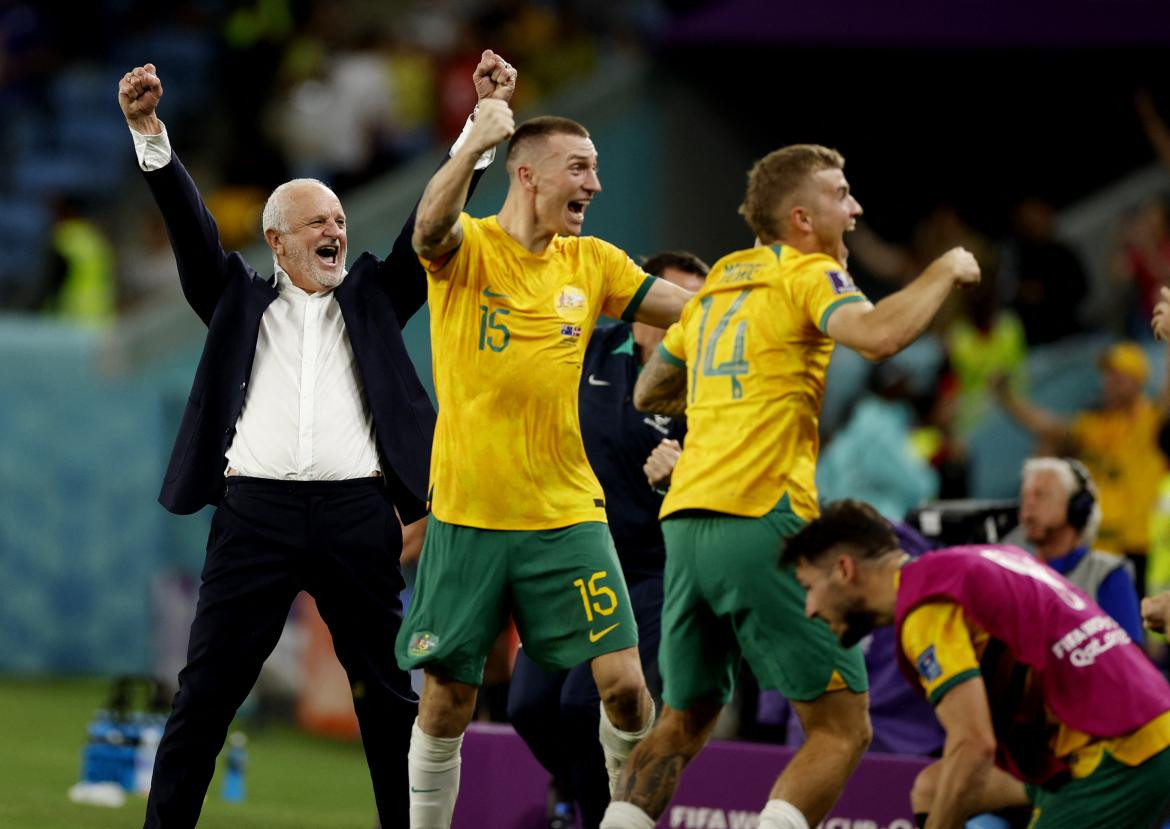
[264,228,282,255]
[516,163,537,192]
[833,553,857,583]
[789,204,812,235]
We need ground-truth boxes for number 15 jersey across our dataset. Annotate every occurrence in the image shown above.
[421,214,655,530]
[659,244,866,522]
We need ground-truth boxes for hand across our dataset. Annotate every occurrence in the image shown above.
[644,438,682,488]
[935,246,981,288]
[473,49,517,104]
[988,372,1012,403]
[463,98,515,158]
[1142,592,1170,633]
[118,63,163,134]
[1152,286,1170,341]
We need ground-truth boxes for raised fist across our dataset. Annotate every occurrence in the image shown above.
[473,49,517,103]
[118,63,163,134]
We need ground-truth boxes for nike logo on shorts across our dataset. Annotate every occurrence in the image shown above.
[589,622,621,643]
[587,374,611,386]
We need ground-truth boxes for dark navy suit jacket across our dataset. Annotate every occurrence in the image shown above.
[145,152,476,522]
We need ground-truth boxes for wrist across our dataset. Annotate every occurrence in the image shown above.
[127,115,163,136]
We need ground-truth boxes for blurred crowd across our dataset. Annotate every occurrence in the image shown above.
[0,0,668,321]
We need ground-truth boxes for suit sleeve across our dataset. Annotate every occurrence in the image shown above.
[384,166,487,327]
[142,151,230,326]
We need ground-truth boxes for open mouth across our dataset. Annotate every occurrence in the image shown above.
[315,245,339,266]
[567,201,588,219]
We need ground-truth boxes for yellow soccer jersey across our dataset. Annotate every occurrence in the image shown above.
[421,214,655,530]
[901,601,1170,777]
[659,244,865,521]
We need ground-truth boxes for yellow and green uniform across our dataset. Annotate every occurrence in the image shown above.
[902,600,1170,827]
[655,244,869,707]
[396,214,655,682]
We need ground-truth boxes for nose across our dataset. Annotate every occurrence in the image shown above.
[586,168,601,194]
[804,594,816,620]
[850,196,863,217]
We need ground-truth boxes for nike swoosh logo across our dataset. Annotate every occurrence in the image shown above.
[587,374,611,386]
[589,622,621,643]
[410,786,441,794]
[482,287,510,298]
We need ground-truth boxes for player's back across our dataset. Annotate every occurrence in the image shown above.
[660,244,865,521]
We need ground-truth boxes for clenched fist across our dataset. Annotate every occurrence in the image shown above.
[473,49,517,103]
[464,99,515,159]
[935,246,981,288]
[118,63,163,135]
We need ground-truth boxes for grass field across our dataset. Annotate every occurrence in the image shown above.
[0,677,379,829]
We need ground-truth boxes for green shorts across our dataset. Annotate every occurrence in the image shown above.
[658,498,867,709]
[1024,748,1170,828]
[395,517,639,685]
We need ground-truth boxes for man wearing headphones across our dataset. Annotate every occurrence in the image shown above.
[1019,457,1144,643]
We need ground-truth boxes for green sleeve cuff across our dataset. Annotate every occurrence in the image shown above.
[928,668,981,706]
[818,294,867,333]
[620,275,658,322]
[657,342,686,368]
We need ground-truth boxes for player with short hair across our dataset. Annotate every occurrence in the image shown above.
[395,98,692,827]
[785,499,1170,829]
[601,144,980,829]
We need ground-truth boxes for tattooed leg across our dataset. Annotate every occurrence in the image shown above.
[612,701,723,819]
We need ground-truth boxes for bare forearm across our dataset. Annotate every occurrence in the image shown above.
[1000,393,1069,444]
[925,743,994,829]
[413,150,479,255]
[633,357,687,416]
[866,263,954,356]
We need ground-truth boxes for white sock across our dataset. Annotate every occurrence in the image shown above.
[599,800,657,829]
[407,719,462,829]
[598,699,656,795]
[758,799,810,829]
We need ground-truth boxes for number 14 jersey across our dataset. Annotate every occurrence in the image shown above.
[659,244,866,522]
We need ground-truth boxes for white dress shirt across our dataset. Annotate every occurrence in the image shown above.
[131,115,493,480]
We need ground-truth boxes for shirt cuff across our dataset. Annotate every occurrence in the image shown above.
[129,122,172,171]
[449,109,496,171]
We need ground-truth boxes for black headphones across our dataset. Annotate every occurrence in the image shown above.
[1064,458,1097,532]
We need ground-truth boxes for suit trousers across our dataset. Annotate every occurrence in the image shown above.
[144,475,415,828]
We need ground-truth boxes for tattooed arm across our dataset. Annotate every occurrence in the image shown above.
[633,348,687,416]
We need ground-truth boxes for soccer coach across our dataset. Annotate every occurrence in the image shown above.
[118,51,515,829]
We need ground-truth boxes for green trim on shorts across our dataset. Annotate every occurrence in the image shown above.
[928,668,981,706]
[621,275,658,322]
[657,343,686,369]
[658,496,867,709]
[818,294,866,333]
[1023,747,1170,828]
[395,517,638,685]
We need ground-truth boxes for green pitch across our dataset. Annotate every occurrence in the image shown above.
[0,677,378,828]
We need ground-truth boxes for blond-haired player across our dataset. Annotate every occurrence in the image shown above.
[394,96,692,827]
[601,145,980,829]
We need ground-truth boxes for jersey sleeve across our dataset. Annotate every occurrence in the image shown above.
[596,240,657,321]
[790,256,868,333]
[899,601,982,705]
[417,212,477,282]
[658,319,688,368]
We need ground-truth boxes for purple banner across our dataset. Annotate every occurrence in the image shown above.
[454,723,929,828]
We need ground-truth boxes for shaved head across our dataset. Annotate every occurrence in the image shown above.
[505,116,590,174]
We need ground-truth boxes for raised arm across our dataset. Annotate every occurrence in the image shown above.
[925,678,998,829]
[412,97,515,261]
[992,375,1072,447]
[119,63,228,325]
[631,279,694,329]
[825,247,980,361]
[633,347,687,416]
[1136,90,1170,172]
[385,50,517,324]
